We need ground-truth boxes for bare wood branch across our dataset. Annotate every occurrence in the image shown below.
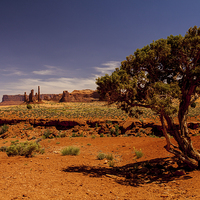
[160,114,178,150]
[166,146,198,168]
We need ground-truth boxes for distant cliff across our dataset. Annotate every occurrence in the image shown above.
[60,89,99,102]
[2,89,100,103]
[2,95,24,102]
[2,94,57,102]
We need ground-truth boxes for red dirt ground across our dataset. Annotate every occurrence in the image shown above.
[0,135,200,200]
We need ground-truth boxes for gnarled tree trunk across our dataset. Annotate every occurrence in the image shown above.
[177,85,200,168]
[162,84,200,168]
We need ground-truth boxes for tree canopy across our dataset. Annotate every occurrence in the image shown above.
[96,26,200,168]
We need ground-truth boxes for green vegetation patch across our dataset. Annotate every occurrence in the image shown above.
[133,147,144,159]
[4,141,44,157]
[97,152,114,160]
[0,124,9,135]
[61,146,80,156]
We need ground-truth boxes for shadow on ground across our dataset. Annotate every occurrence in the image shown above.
[63,156,193,186]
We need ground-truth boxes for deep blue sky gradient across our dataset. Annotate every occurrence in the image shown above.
[0,0,200,100]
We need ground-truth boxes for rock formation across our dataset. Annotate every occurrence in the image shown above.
[38,86,41,102]
[2,95,24,102]
[59,89,99,102]
[59,91,71,102]
[24,92,27,103]
[28,89,35,103]
[1,88,100,104]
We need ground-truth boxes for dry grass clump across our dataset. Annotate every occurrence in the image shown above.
[97,152,114,160]
[61,146,80,156]
[3,141,44,157]
[133,147,144,159]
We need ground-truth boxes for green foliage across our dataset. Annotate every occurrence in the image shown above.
[97,152,106,160]
[42,130,52,139]
[26,126,33,130]
[96,26,200,167]
[100,133,104,137]
[71,132,84,137]
[6,141,43,157]
[0,146,7,152]
[91,135,96,139]
[0,102,129,121]
[110,128,115,135]
[191,102,196,108]
[97,152,114,161]
[61,146,80,156]
[71,133,79,137]
[106,153,114,161]
[96,27,200,119]
[110,125,120,136]
[27,104,32,109]
[60,132,66,138]
[0,124,9,135]
[133,147,144,159]
[108,160,115,167]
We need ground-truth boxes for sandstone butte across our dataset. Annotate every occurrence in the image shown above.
[0,89,100,106]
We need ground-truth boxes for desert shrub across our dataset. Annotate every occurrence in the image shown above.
[106,153,114,161]
[0,146,7,152]
[71,132,78,137]
[39,148,45,154]
[26,126,33,130]
[79,132,84,137]
[134,147,143,159]
[6,141,43,157]
[97,152,114,161]
[61,146,80,156]
[191,102,196,108]
[108,160,115,167]
[110,128,115,135]
[0,124,9,135]
[71,132,84,137]
[115,125,119,133]
[91,135,96,139]
[27,104,32,109]
[60,132,66,138]
[136,133,141,137]
[115,129,119,136]
[31,136,36,140]
[42,130,52,139]
[110,125,120,136]
[100,133,104,137]
[97,152,106,160]
[11,140,19,145]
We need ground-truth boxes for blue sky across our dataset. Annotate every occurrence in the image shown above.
[0,0,200,101]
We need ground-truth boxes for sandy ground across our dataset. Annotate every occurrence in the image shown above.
[0,136,200,200]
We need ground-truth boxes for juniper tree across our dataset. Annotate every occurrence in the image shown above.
[96,26,200,168]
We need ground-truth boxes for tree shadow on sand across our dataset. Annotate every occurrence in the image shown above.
[62,156,193,187]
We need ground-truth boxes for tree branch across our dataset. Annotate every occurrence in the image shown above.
[166,146,198,168]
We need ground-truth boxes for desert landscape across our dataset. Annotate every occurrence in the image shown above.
[0,97,200,200]
[1,1,200,199]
